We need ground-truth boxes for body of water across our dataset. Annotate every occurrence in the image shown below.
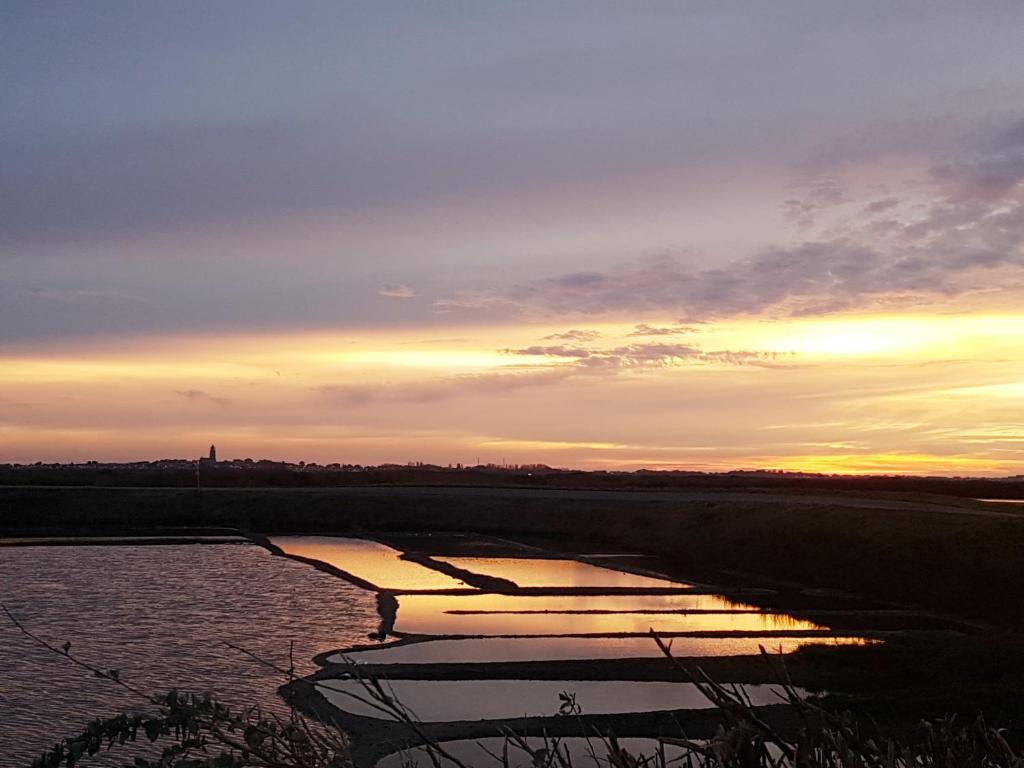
[392,602,820,635]
[376,736,690,768]
[392,592,757,616]
[271,536,466,590]
[435,557,688,588]
[0,543,377,767]
[332,635,864,664]
[1,534,878,768]
[316,679,795,721]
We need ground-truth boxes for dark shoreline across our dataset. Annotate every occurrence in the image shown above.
[5,484,1024,628]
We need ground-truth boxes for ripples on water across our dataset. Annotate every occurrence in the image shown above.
[0,543,377,767]
[316,679,796,721]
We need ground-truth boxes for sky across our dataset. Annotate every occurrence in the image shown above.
[3,2,1024,475]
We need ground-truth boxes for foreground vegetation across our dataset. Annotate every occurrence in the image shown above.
[10,603,1024,768]
[25,645,1024,768]
[29,676,1024,768]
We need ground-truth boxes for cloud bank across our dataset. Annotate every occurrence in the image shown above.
[438,119,1024,323]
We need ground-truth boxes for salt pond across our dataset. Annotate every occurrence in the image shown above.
[376,737,685,768]
[270,536,466,590]
[1,533,882,768]
[435,556,688,588]
[393,592,755,616]
[0,543,377,767]
[331,635,865,663]
[316,679,794,721]
[375,736,789,768]
[392,597,823,635]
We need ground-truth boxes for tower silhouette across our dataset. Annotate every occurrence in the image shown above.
[208,445,217,462]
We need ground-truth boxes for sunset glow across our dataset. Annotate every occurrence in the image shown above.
[2,309,1023,474]
[4,5,1024,477]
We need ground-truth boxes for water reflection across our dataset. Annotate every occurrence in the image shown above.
[332,635,865,663]
[317,679,795,721]
[393,601,822,635]
[436,557,688,588]
[0,544,377,767]
[394,593,757,616]
[376,737,689,768]
[270,536,466,590]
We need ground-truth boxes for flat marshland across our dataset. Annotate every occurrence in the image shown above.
[4,483,1022,626]
[5,481,1024,765]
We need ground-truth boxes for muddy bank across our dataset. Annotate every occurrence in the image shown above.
[399,552,518,591]
[310,653,858,688]
[247,531,381,591]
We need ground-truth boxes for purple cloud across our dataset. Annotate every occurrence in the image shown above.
[316,369,573,404]
[502,341,793,370]
[627,323,698,337]
[502,345,592,358]
[476,120,1024,322]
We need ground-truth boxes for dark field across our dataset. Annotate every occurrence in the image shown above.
[3,463,1024,499]
[3,483,1023,629]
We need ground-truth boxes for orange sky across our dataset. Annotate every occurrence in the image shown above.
[3,310,1022,475]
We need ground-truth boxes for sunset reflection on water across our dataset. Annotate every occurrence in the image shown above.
[392,595,822,636]
[270,536,465,590]
[435,556,689,588]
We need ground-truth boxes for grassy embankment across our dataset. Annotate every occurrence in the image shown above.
[4,464,1024,498]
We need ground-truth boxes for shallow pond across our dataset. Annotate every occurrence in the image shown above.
[393,592,755,617]
[376,736,691,768]
[392,597,822,635]
[316,678,795,721]
[0,543,377,767]
[435,557,688,588]
[332,635,865,663]
[270,536,467,590]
